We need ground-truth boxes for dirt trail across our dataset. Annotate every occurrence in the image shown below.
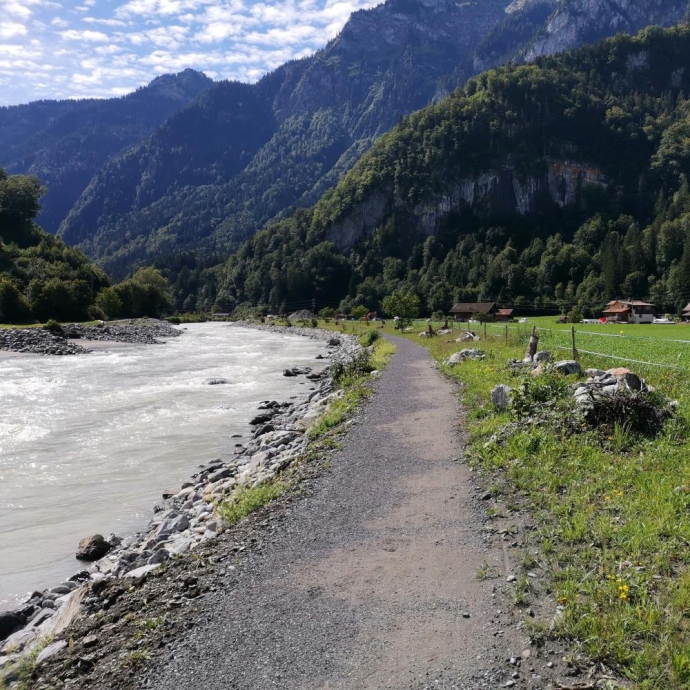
[141,336,546,689]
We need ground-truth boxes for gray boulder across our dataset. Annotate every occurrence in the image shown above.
[490,385,512,410]
[554,360,582,376]
[0,611,25,642]
[76,534,111,561]
[533,351,552,364]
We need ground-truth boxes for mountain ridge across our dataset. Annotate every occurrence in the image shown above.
[203,25,690,319]
[2,0,689,282]
[0,69,214,236]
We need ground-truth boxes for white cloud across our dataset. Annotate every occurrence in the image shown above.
[84,17,127,26]
[0,22,28,38]
[0,0,383,104]
[60,28,110,41]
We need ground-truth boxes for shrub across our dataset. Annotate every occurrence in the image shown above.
[359,329,380,347]
[330,350,373,382]
[216,482,285,526]
[43,319,64,335]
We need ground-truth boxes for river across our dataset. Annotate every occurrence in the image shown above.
[0,323,324,611]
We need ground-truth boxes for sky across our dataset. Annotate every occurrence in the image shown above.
[0,0,381,105]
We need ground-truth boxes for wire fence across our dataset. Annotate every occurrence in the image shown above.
[474,322,690,371]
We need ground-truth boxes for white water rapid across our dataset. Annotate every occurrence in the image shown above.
[0,323,324,611]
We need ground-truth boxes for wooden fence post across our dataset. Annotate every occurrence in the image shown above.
[505,324,508,345]
[483,322,487,339]
[571,326,578,361]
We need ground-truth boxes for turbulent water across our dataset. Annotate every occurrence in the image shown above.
[0,323,324,611]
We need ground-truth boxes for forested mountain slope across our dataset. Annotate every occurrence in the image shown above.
[206,26,690,318]
[0,169,110,322]
[56,0,688,279]
[0,70,213,236]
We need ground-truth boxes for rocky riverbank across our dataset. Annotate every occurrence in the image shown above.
[62,320,182,345]
[0,319,181,356]
[0,325,362,688]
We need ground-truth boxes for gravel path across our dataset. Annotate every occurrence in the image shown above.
[139,336,541,689]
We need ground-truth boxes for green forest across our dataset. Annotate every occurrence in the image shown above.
[163,26,690,318]
[0,168,172,323]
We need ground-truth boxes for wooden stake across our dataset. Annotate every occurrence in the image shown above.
[571,326,578,361]
[505,324,508,345]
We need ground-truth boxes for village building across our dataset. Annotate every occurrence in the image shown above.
[495,308,514,322]
[449,302,498,321]
[601,299,656,324]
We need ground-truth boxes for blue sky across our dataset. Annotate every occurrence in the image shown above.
[0,0,381,105]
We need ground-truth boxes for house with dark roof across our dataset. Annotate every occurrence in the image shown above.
[449,302,497,321]
[602,300,656,324]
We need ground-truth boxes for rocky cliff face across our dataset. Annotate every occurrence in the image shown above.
[523,0,689,59]
[327,159,608,249]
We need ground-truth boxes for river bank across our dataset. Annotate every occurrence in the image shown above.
[0,319,181,356]
[0,324,366,688]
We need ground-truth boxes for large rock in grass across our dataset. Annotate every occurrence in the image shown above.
[76,534,111,561]
[554,360,582,376]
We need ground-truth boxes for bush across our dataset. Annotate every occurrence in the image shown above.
[87,305,107,321]
[582,390,674,437]
[330,350,373,382]
[352,305,369,320]
[359,329,380,347]
[43,318,63,334]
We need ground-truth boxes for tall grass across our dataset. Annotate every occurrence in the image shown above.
[407,330,690,688]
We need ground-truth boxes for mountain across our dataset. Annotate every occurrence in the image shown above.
[0,69,213,236]
[206,26,690,318]
[54,0,689,279]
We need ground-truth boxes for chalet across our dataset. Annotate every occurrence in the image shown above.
[449,302,497,321]
[495,308,514,322]
[602,300,656,324]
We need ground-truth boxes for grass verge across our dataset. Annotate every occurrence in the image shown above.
[216,481,287,526]
[405,328,690,689]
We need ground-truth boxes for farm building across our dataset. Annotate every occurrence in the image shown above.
[449,302,497,321]
[601,300,656,324]
[495,308,514,322]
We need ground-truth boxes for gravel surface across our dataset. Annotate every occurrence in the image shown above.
[135,336,562,690]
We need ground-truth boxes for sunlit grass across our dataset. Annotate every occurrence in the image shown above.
[401,326,690,688]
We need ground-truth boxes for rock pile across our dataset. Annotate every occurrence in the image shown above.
[573,367,649,405]
[0,328,87,355]
[0,325,361,662]
[445,348,485,366]
[0,319,181,356]
[509,351,583,377]
[63,319,181,344]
